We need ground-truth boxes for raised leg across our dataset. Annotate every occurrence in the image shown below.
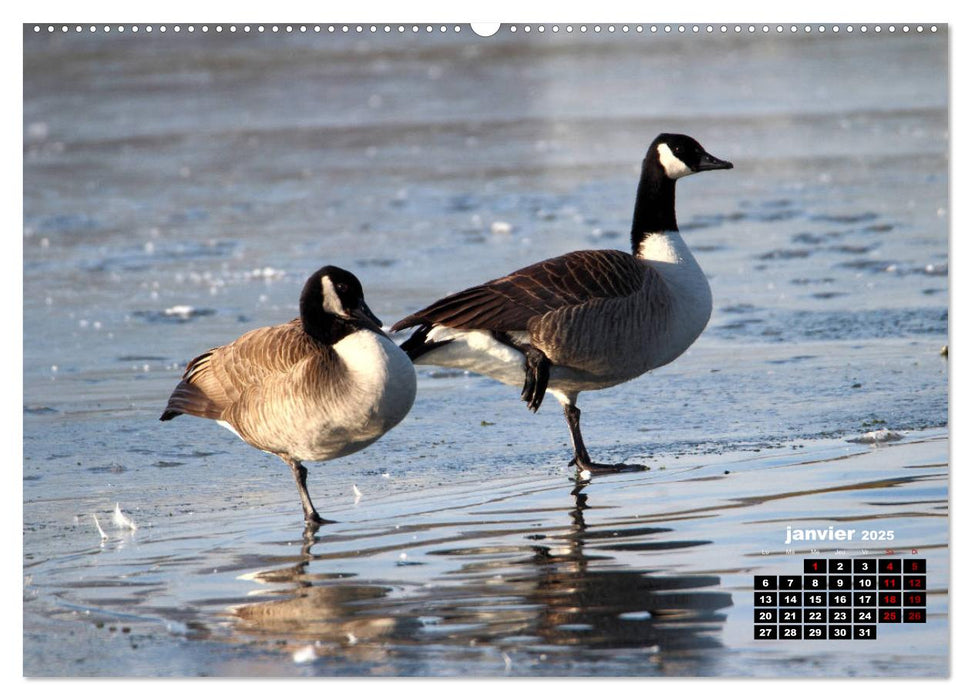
[520,346,551,412]
[282,457,333,525]
[492,332,550,412]
[563,403,646,473]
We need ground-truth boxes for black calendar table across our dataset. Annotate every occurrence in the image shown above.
[754,558,926,639]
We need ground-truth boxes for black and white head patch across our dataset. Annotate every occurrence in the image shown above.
[321,275,351,318]
[656,142,693,180]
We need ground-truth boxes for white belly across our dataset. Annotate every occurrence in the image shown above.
[415,327,622,398]
[301,331,417,462]
[418,328,527,387]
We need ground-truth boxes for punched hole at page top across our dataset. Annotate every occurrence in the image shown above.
[471,23,501,37]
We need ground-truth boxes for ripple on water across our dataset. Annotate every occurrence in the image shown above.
[132,307,217,324]
[24,405,58,415]
[809,211,879,224]
[712,307,947,342]
[758,248,812,260]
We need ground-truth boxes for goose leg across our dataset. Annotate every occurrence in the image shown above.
[491,332,550,412]
[521,346,550,413]
[563,404,646,473]
[282,457,333,525]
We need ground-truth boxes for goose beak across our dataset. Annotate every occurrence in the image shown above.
[695,152,733,172]
[351,301,384,332]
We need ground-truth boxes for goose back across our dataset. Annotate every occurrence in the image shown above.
[392,249,645,333]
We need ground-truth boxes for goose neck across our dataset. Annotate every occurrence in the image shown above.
[630,165,678,253]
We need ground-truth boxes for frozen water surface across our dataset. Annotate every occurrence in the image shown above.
[23,27,947,676]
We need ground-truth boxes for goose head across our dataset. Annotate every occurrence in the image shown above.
[300,266,384,342]
[651,133,734,180]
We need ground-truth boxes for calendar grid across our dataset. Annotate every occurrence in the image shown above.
[754,558,926,639]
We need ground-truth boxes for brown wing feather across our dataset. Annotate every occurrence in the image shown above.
[392,249,645,332]
[528,265,672,373]
[160,319,319,421]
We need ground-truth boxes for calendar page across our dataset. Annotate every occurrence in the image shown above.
[22,21,949,679]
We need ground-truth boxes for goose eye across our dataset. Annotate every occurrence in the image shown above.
[336,282,349,293]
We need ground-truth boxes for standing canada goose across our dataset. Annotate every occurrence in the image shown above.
[161,266,417,524]
[392,134,732,472]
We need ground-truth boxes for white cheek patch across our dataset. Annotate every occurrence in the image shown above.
[657,143,692,180]
[321,276,348,317]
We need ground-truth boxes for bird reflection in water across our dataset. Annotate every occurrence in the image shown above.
[229,529,414,666]
[520,481,732,652]
[228,481,733,668]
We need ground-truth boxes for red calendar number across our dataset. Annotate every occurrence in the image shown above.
[905,592,926,606]
[905,609,926,623]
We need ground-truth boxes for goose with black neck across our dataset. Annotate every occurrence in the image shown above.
[161,266,417,525]
[393,133,733,473]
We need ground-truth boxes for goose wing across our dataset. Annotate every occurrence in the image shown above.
[527,267,672,372]
[160,320,320,421]
[392,249,645,332]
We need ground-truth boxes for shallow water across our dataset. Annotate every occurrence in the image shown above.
[23,26,948,676]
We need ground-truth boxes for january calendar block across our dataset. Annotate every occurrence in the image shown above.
[754,556,928,641]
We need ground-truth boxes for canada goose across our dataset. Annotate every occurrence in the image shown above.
[161,266,417,524]
[392,134,732,472]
